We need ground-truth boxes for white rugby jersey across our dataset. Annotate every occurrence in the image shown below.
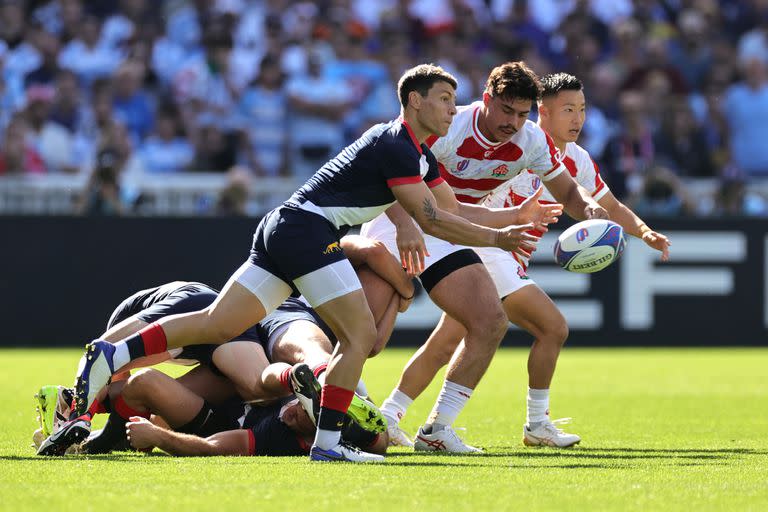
[485,141,610,268]
[427,101,564,204]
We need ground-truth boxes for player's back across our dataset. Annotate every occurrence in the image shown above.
[287,119,439,232]
[429,102,562,204]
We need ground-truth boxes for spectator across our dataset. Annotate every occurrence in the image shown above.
[237,55,289,177]
[188,117,238,173]
[215,166,251,216]
[723,56,768,176]
[48,70,86,134]
[24,29,61,88]
[654,97,716,177]
[710,168,768,217]
[58,15,124,85]
[111,61,155,142]
[24,84,77,173]
[285,52,354,178]
[629,166,691,217]
[139,105,193,173]
[0,115,46,175]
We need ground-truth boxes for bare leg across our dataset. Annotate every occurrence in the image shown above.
[211,341,290,402]
[175,366,236,404]
[358,266,399,357]
[121,369,205,428]
[271,320,334,368]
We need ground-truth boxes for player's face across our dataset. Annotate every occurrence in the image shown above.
[418,81,457,137]
[541,89,586,143]
[482,95,533,143]
[282,401,316,436]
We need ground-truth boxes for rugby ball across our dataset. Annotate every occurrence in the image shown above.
[554,219,627,273]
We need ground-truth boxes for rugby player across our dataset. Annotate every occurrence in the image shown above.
[72,63,560,462]
[365,62,610,452]
[379,71,670,450]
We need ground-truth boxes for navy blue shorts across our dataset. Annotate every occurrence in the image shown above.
[249,206,349,287]
[257,297,337,348]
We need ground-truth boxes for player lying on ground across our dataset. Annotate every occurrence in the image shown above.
[379,71,671,449]
[71,64,561,462]
[40,236,408,455]
[363,62,605,452]
[36,366,388,457]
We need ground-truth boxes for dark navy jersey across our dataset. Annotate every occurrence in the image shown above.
[241,402,309,457]
[286,119,444,231]
[107,281,207,326]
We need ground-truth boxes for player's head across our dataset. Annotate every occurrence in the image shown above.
[537,72,585,144]
[281,400,316,436]
[397,64,457,137]
[481,61,542,142]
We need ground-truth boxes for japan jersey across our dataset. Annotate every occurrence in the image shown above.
[287,118,443,233]
[427,101,564,204]
[485,141,610,268]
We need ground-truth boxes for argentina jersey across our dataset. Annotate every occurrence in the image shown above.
[285,118,444,232]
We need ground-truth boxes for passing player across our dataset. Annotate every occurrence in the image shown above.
[72,64,558,463]
[380,72,670,449]
[365,62,609,452]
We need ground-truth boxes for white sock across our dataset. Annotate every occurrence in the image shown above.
[313,428,341,450]
[425,380,473,431]
[113,343,131,370]
[380,388,413,425]
[526,387,550,428]
[355,379,369,398]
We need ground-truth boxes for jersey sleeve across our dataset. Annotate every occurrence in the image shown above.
[528,130,565,181]
[584,158,610,201]
[424,150,445,188]
[380,137,426,188]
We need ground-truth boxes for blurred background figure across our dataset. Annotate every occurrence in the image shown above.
[78,148,125,216]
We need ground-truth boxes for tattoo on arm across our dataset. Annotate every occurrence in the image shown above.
[422,198,437,221]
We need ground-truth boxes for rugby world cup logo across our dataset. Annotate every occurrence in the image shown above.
[455,159,469,174]
[576,228,589,243]
[531,175,541,191]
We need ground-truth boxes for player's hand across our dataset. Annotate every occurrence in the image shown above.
[641,230,671,262]
[494,223,540,258]
[395,220,429,276]
[126,416,157,451]
[584,203,609,219]
[516,187,562,232]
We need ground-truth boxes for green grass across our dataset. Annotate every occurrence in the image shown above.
[1,347,767,511]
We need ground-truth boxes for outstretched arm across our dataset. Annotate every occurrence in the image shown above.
[544,172,608,220]
[126,416,251,456]
[599,190,671,261]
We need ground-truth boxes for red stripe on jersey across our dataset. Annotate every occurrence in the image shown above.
[387,176,423,187]
[401,120,422,155]
[247,429,256,455]
[512,252,528,271]
[592,159,606,193]
[563,155,578,177]
[456,194,482,204]
[440,166,508,192]
[425,135,439,148]
[456,136,489,159]
[426,177,445,188]
[545,132,561,165]
[471,108,493,148]
[489,142,523,162]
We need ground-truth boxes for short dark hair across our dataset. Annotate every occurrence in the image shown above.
[397,64,457,108]
[540,73,583,99]
[485,61,542,102]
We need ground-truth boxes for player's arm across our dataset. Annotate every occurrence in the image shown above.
[543,171,608,220]
[391,180,539,253]
[451,187,562,229]
[598,190,671,261]
[126,416,251,456]
[340,235,414,300]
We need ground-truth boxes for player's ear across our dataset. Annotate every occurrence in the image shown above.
[408,90,422,109]
[538,102,549,120]
[482,92,491,107]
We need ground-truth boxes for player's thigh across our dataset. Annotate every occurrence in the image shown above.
[175,365,236,404]
[211,341,271,386]
[502,284,568,341]
[358,265,396,323]
[314,288,377,351]
[101,317,149,342]
[271,320,333,366]
[124,368,204,416]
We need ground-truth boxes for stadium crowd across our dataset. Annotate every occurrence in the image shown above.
[1,0,767,217]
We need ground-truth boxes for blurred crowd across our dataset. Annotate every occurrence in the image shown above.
[1,0,768,217]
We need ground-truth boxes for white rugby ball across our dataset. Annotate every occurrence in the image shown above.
[554,219,627,273]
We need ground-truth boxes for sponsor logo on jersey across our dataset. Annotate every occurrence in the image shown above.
[576,228,589,243]
[322,241,342,255]
[531,176,541,191]
[456,159,469,173]
[491,164,509,177]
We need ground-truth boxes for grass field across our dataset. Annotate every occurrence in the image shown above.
[1,347,767,511]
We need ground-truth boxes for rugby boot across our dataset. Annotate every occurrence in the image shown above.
[289,363,321,425]
[36,414,91,456]
[523,418,581,448]
[310,440,385,463]
[414,425,482,453]
[74,340,115,416]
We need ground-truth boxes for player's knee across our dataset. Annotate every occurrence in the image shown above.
[466,307,507,345]
[123,368,162,400]
[548,320,569,347]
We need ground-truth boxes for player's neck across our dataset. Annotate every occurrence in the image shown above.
[539,122,567,153]
[402,112,431,143]
[476,107,499,143]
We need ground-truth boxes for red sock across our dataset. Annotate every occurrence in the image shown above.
[113,395,150,420]
[320,384,354,413]
[312,363,328,378]
[126,323,168,360]
[87,398,107,416]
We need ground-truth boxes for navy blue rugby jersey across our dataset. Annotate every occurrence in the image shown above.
[286,119,445,231]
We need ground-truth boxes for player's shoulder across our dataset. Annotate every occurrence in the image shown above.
[565,142,597,170]
[374,119,421,154]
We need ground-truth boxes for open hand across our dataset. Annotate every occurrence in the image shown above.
[517,187,562,232]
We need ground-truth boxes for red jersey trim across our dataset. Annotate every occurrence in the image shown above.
[471,107,497,149]
[426,177,445,188]
[441,169,508,192]
[456,194,483,204]
[387,176,423,187]
[401,120,423,155]
[247,429,256,455]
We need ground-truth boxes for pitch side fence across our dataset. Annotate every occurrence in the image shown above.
[1,216,765,347]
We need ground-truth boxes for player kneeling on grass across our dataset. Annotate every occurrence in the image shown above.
[38,236,410,456]
[35,366,387,457]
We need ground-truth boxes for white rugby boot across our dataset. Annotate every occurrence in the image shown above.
[414,425,482,453]
[523,418,581,448]
[386,422,415,448]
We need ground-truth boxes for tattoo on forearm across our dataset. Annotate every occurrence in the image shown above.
[422,198,437,221]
